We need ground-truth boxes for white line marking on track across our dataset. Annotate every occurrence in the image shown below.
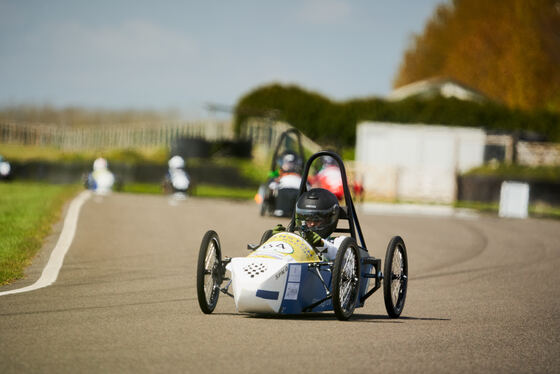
[0,190,92,296]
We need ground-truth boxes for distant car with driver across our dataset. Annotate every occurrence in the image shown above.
[255,128,306,217]
[85,157,115,195]
[162,155,190,199]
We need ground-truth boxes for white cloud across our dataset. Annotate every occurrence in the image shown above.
[297,0,352,25]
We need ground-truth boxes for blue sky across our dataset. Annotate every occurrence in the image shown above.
[0,0,444,118]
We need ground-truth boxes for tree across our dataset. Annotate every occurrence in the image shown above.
[393,0,560,112]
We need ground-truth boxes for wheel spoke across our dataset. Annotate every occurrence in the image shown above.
[383,237,407,318]
[333,239,363,320]
[197,231,222,314]
[204,241,218,303]
[339,248,358,310]
[390,247,403,306]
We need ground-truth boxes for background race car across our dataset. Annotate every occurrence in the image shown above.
[310,155,365,202]
[84,157,115,195]
[255,128,306,217]
[162,155,191,199]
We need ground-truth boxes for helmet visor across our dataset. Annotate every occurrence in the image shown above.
[295,206,338,236]
[296,212,327,227]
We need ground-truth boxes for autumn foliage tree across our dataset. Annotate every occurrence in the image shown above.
[393,0,560,112]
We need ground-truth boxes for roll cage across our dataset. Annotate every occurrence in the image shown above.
[269,128,306,174]
[287,150,367,251]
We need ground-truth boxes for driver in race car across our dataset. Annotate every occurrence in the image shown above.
[309,155,344,200]
[263,151,304,204]
[268,151,302,180]
[271,188,345,261]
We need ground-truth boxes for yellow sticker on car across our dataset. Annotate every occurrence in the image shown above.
[248,232,321,262]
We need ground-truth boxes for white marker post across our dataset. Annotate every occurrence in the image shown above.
[499,181,530,219]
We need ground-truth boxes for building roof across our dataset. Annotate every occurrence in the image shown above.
[388,77,488,102]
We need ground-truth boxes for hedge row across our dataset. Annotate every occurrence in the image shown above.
[234,84,560,147]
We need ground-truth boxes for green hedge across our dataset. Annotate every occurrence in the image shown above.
[234,84,560,147]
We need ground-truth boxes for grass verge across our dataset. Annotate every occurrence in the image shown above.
[193,184,256,200]
[465,163,560,181]
[120,183,163,195]
[121,182,256,200]
[454,200,560,219]
[0,182,80,285]
[0,144,169,164]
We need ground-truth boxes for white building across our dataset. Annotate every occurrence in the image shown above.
[355,122,486,203]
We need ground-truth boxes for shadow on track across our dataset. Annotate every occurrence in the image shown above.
[206,312,450,323]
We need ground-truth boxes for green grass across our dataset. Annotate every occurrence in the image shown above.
[0,182,80,285]
[187,157,268,185]
[193,184,256,200]
[464,163,560,181]
[454,200,499,213]
[121,183,163,194]
[0,144,169,164]
[454,200,560,219]
[341,147,355,161]
[121,182,256,200]
[531,204,560,218]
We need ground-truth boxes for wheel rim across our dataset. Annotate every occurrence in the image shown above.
[204,239,219,305]
[339,247,359,312]
[390,245,405,308]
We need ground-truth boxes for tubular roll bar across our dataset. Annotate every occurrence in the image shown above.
[270,128,306,172]
[287,150,367,251]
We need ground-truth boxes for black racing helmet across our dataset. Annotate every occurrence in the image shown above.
[295,188,340,238]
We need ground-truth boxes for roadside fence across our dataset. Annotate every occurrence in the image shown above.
[0,121,233,150]
[0,119,322,154]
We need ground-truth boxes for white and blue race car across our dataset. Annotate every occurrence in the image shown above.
[197,151,408,320]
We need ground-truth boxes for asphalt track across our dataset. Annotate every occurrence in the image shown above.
[1,192,559,373]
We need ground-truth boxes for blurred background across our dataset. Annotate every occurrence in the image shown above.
[1,0,559,216]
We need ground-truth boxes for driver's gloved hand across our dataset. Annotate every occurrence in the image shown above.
[272,224,286,235]
[305,230,323,247]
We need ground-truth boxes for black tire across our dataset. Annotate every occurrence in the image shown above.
[196,230,222,314]
[258,185,268,216]
[332,237,361,321]
[383,236,408,318]
[259,229,274,245]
